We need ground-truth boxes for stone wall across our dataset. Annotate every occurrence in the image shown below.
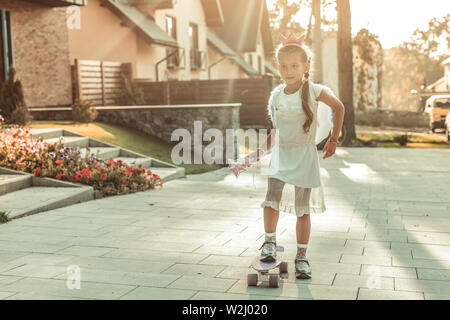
[96,106,241,145]
[355,109,429,128]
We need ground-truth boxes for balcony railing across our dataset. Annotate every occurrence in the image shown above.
[166,47,186,70]
[190,49,206,71]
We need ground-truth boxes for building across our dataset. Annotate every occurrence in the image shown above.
[426,57,450,93]
[68,0,277,82]
[0,0,86,108]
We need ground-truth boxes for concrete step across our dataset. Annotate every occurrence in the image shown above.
[147,167,185,183]
[80,147,121,160]
[113,157,152,167]
[0,174,31,196]
[29,128,65,140]
[44,136,90,148]
[0,186,93,220]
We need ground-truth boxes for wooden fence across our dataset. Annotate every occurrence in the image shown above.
[71,59,281,126]
[71,59,132,106]
[134,76,281,126]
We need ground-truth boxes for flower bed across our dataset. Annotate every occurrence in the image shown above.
[0,120,162,196]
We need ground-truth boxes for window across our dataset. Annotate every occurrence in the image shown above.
[189,22,199,69]
[248,53,253,67]
[258,55,262,74]
[165,15,178,68]
[0,9,13,83]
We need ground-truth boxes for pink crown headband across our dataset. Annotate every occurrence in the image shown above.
[280,32,305,48]
[279,32,311,64]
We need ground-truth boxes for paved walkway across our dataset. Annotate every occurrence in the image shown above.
[0,147,449,300]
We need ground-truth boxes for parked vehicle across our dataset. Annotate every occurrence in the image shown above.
[424,95,450,132]
[446,112,450,141]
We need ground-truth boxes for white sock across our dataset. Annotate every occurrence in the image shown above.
[297,243,308,257]
[265,232,276,242]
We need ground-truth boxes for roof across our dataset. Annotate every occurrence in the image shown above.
[211,0,266,53]
[206,29,235,56]
[441,57,450,65]
[23,0,86,6]
[426,94,450,102]
[207,29,259,76]
[133,0,175,10]
[131,0,224,27]
[200,0,225,27]
[426,76,446,90]
[103,0,178,48]
[260,2,274,56]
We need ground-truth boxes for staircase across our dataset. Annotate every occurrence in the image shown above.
[0,166,93,220]
[29,128,185,182]
[0,128,185,220]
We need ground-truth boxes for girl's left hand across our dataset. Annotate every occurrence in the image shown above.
[322,140,336,159]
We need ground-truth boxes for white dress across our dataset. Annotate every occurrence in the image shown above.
[257,81,335,216]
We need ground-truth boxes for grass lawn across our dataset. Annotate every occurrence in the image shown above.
[28,121,225,175]
[357,131,450,148]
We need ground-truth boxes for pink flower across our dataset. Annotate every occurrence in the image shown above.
[83,168,91,178]
[56,173,65,180]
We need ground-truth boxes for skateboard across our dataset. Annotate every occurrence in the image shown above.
[247,245,288,288]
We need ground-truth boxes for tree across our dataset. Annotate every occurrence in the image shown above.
[269,0,307,48]
[402,14,450,60]
[312,0,323,83]
[383,14,448,112]
[336,0,357,145]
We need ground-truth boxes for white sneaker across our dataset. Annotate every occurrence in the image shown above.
[259,240,276,262]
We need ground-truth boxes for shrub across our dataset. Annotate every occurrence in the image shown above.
[0,124,163,196]
[0,211,9,224]
[72,99,98,123]
[0,66,32,126]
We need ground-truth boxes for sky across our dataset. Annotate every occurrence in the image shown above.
[266,0,450,50]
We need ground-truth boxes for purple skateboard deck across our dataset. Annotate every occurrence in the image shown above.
[251,245,284,272]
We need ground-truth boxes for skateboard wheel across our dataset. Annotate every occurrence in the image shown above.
[279,261,288,273]
[247,273,258,286]
[269,274,280,288]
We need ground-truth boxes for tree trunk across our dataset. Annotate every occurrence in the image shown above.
[312,0,322,83]
[337,0,357,145]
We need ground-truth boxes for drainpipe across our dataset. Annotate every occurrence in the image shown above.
[155,48,180,82]
[208,56,229,80]
[1,10,10,80]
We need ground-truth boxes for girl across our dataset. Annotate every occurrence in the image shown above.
[257,31,345,280]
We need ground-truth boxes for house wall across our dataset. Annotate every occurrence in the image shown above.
[151,0,244,81]
[68,0,247,82]
[68,0,138,76]
[206,46,246,80]
[148,0,206,80]
[1,0,73,108]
